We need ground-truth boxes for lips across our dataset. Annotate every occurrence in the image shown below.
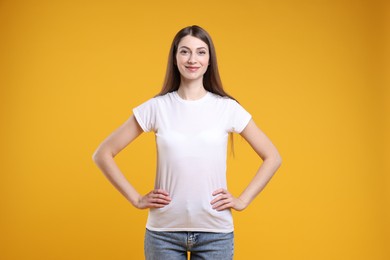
[185,66,200,72]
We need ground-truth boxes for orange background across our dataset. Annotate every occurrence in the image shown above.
[1,0,389,259]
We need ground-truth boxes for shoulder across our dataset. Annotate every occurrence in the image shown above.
[137,92,175,107]
[209,92,235,103]
[208,92,241,108]
[153,91,177,103]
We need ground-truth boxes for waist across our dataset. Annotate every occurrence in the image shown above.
[146,202,233,233]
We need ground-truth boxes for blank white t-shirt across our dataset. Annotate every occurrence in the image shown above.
[133,91,251,233]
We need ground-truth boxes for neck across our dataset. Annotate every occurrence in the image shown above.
[178,79,207,100]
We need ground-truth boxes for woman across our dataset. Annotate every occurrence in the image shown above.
[93,25,281,260]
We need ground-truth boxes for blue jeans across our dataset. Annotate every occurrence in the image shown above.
[144,229,234,260]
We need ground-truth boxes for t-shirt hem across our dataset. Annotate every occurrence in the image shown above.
[132,108,148,132]
[235,115,252,133]
[146,225,234,233]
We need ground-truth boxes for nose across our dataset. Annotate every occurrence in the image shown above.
[187,53,196,64]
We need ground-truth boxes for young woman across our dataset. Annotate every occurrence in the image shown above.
[93,25,281,260]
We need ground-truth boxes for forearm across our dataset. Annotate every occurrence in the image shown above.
[238,156,281,208]
[93,152,141,207]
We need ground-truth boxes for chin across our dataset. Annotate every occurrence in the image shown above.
[184,75,203,81]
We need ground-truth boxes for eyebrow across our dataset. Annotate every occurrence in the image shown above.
[178,46,208,50]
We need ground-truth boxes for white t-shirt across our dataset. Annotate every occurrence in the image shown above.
[133,91,251,233]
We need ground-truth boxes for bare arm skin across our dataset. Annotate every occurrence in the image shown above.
[210,119,282,211]
[92,115,171,209]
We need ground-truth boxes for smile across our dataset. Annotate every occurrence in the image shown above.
[185,66,200,72]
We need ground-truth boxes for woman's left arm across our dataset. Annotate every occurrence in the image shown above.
[211,119,282,211]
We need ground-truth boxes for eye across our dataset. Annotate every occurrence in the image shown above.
[179,49,189,55]
[197,48,208,56]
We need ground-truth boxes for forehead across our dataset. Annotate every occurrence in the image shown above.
[178,35,208,49]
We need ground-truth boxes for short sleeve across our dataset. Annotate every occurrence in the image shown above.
[228,100,252,133]
[132,98,157,132]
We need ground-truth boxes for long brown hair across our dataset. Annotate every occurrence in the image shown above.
[158,25,235,100]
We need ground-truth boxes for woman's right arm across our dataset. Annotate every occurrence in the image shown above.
[92,115,171,209]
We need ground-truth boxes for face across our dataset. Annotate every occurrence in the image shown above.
[176,35,210,82]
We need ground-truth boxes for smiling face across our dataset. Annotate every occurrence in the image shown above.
[176,35,210,82]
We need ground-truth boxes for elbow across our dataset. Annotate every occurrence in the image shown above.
[92,145,115,165]
[274,153,282,169]
[92,147,108,165]
[92,149,101,164]
[267,151,282,170]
